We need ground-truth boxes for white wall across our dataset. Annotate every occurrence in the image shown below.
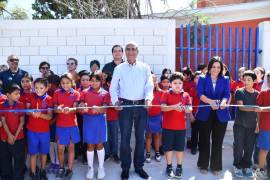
[258,21,270,75]
[0,19,175,78]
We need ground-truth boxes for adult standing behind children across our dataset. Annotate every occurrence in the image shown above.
[110,42,154,180]
[102,45,124,162]
[39,61,54,78]
[102,45,124,76]
[66,58,80,86]
[0,55,28,91]
[196,56,231,175]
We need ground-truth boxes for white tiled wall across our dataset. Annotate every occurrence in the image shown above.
[0,19,175,78]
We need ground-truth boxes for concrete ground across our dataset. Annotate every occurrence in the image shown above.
[32,122,258,180]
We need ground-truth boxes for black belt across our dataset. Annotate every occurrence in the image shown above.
[119,98,145,105]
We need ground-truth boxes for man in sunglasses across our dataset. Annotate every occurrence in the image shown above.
[110,42,154,180]
[39,61,54,78]
[0,55,28,92]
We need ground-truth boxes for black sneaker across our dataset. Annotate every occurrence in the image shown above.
[121,169,129,180]
[145,152,151,163]
[135,168,149,179]
[166,166,175,178]
[56,168,65,180]
[82,153,87,165]
[155,152,161,162]
[159,146,165,156]
[23,165,28,174]
[113,154,120,163]
[64,169,73,180]
[105,154,110,161]
[29,172,38,180]
[191,148,197,155]
[186,140,192,149]
[40,170,48,180]
[175,167,183,179]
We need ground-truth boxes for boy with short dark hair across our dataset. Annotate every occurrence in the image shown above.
[233,70,258,178]
[26,78,53,180]
[0,83,25,180]
[161,72,192,179]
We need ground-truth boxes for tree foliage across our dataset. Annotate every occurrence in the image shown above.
[32,0,142,19]
[0,0,29,19]
[10,6,28,19]
[0,0,7,17]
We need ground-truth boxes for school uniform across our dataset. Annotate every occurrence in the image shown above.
[231,80,244,93]
[189,86,199,150]
[27,93,53,155]
[253,82,264,164]
[256,89,270,150]
[53,88,80,145]
[161,90,191,152]
[19,91,33,143]
[0,100,25,180]
[254,81,264,92]
[183,80,195,94]
[80,87,109,144]
[230,80,245,120]
[0,93,7,146]
[19,91,33,106]
[75,87,87,158]
[147,90,163,134]
[104,93,119,156]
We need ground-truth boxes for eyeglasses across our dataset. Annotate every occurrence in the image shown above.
[125,48,137,51]
[9,59,19,62]
[41,66,49,70]
[67,62,75,65]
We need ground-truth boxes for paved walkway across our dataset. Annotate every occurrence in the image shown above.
[41,123,256,180]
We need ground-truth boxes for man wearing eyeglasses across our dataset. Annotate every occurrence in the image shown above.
[110,42,154,180]
[0,55,28,91]
[39,61,54,78]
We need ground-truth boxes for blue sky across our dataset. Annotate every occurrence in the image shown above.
[6,0,191,18]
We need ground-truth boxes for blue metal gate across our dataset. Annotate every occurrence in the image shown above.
[176,24,262,79]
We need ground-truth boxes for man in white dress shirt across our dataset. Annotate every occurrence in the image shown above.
[110,42,154,180]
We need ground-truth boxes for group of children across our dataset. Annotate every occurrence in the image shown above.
[0,62,270,180]
[144,65,270,179]
[0,71,112,180]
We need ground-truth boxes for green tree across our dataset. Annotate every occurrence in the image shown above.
[0,0,29,19]
[32,0,141,19]
[32,0,70,19]
[0,0,8,17]
[10,6,28,19]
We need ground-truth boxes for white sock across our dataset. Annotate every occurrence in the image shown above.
[87,150,94,169]
[97,148,105,169]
